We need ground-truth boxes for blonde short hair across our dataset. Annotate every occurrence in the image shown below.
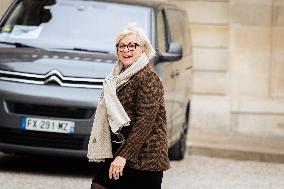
[115,23,155,60]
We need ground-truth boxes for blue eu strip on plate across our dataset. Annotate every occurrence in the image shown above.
[21,117,27,129]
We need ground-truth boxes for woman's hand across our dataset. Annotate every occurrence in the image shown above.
[109,156,126,180]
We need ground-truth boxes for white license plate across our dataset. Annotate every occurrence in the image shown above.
[21,117,75,134]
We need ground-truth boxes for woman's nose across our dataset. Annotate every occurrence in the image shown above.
[122,46,130,52]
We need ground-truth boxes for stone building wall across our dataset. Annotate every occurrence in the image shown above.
[1,0,284,154]
[171,0,284,154]
[0,0,12,17]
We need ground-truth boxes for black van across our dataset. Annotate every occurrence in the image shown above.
[0,0,192,160]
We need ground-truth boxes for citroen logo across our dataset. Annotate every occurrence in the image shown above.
[44,70,64,86]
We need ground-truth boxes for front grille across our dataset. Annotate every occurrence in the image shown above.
[7,102,95,119]
[0,127,88,150]
[0,69,104,89]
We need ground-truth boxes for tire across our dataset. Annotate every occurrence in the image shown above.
[168,103,190,160]
[168,131,186,160]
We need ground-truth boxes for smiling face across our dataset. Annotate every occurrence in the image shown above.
[117,33,144,69]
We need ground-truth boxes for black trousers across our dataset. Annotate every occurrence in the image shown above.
[91,159,163,189]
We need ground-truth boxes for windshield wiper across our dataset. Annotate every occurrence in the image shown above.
[0,41,43,49]
[55,47,110,54]
[0,41,110,54]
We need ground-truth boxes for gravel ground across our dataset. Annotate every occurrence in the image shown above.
[1,149,284,189]
[163,150,284,189]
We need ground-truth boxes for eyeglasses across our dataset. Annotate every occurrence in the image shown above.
[116,43,141,52]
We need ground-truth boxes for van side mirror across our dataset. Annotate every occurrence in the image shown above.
[158,42,182,62]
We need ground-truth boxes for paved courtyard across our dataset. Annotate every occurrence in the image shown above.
[1,148,284,189]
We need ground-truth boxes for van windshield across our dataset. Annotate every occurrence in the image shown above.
[0,0,151,54]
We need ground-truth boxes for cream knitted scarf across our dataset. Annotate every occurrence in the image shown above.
[87,52,149,162]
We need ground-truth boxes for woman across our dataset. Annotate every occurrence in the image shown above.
[87,23,170,189]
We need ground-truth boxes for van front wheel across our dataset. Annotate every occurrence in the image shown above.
[168,131,186,160]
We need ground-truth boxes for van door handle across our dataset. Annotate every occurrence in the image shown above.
[170,71,176,78]
[170,70,179,78]
[175,70,180,76]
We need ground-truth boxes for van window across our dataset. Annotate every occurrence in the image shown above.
[157,10,168,53]
[0,0,151,54]
[165,9,190,55]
